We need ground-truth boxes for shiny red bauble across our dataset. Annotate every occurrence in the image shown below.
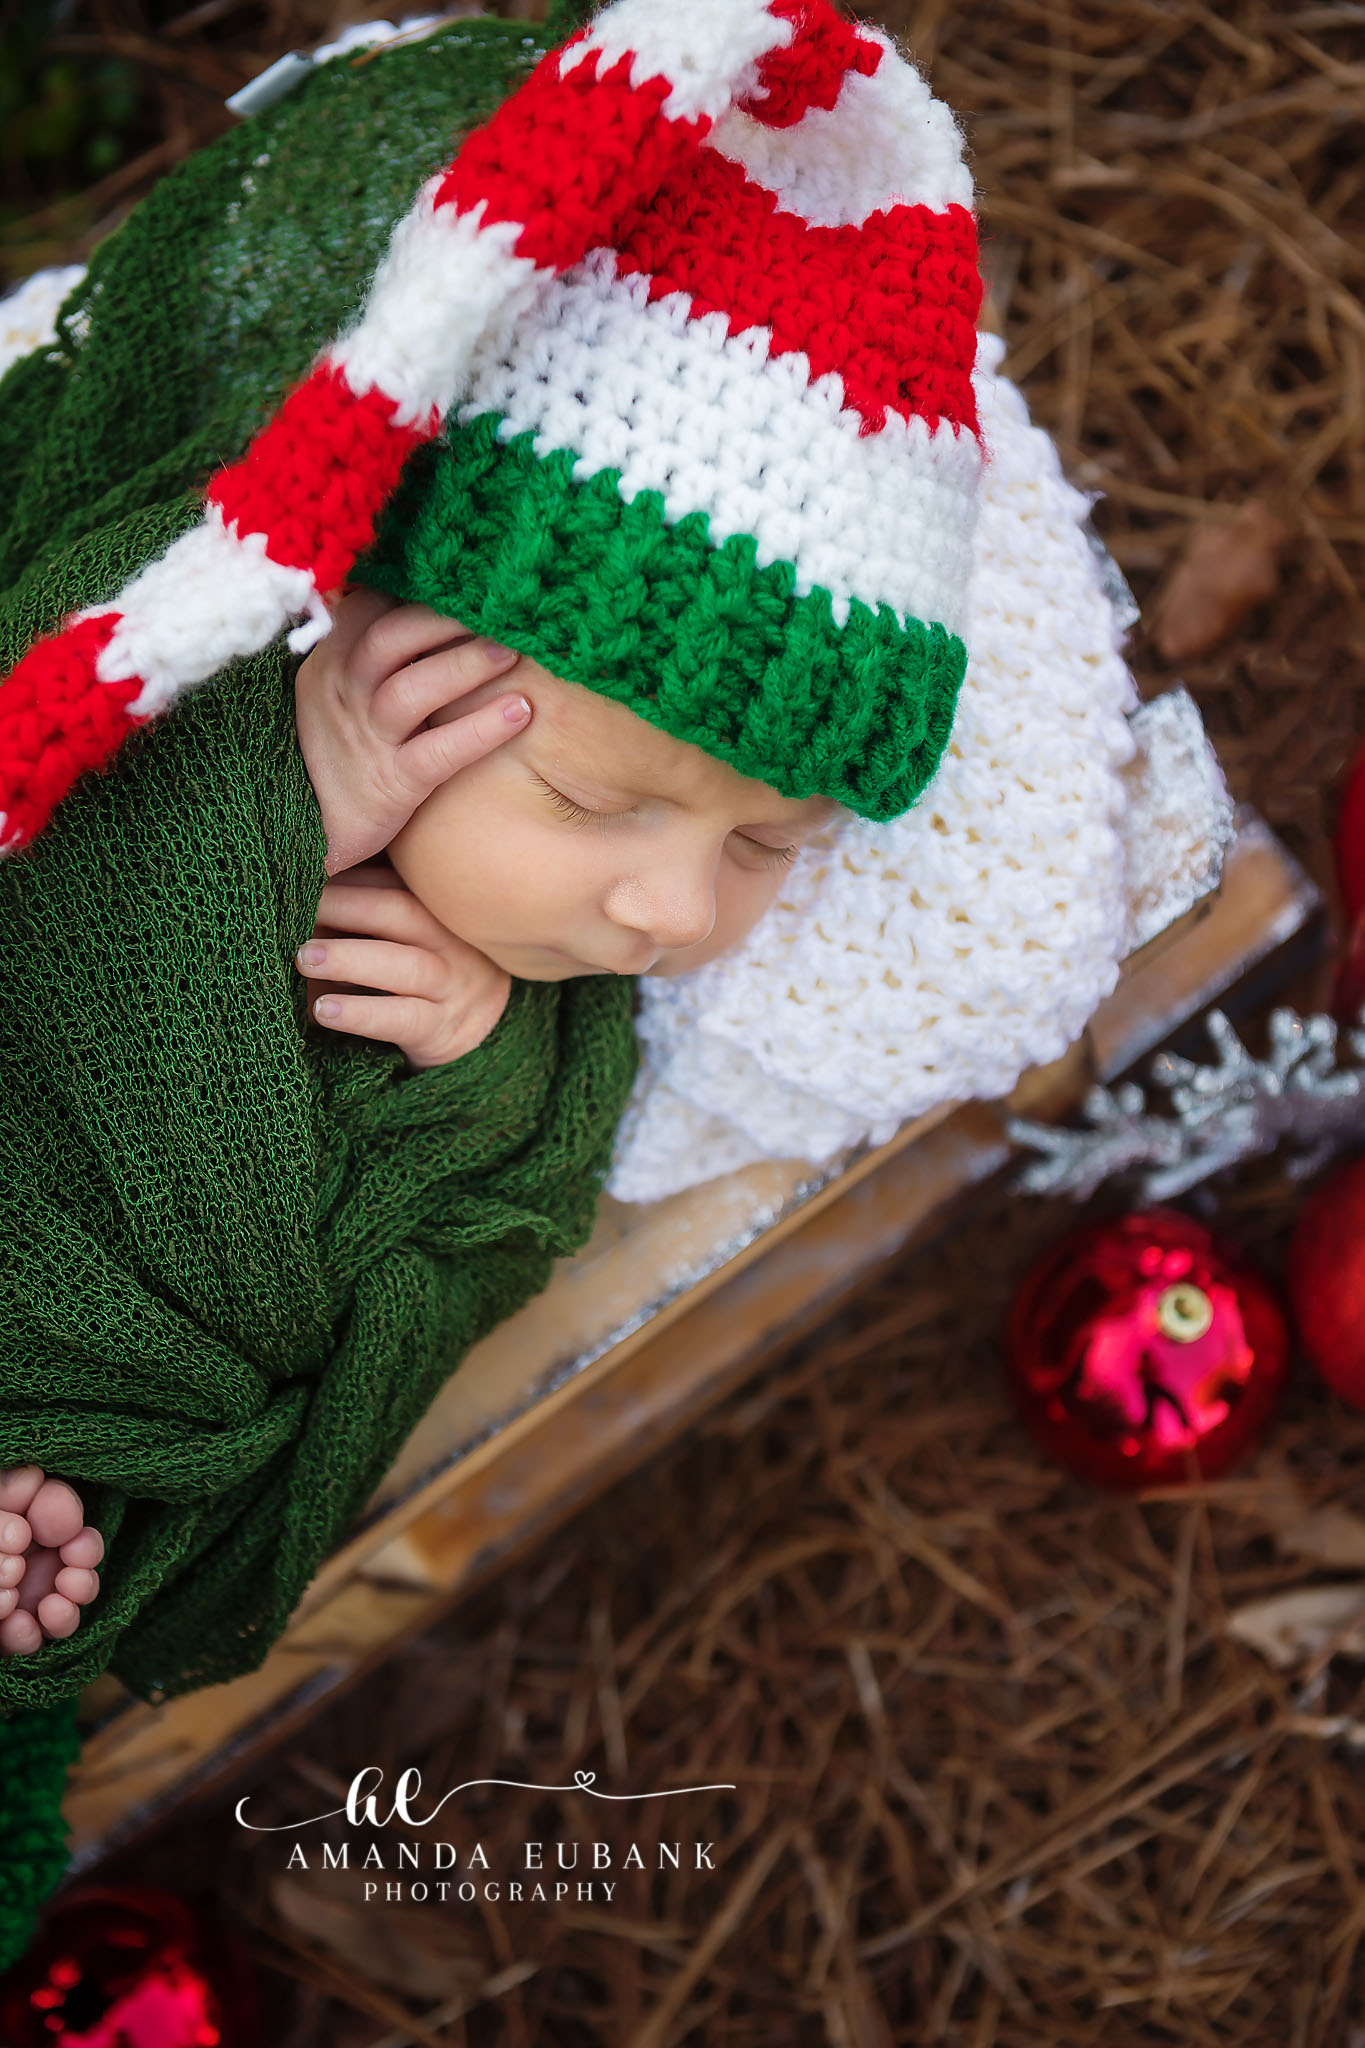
[1331,740,1365,1021]
[1335,739,1365,924]
[0,1885,258,2048]
[1007,1209,1290,1488]
[1288,1153,1365,1408]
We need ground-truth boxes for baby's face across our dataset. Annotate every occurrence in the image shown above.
[387,652,842,981]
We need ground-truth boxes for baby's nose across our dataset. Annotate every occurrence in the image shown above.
[608,871,716,953]
[640,897,716,951]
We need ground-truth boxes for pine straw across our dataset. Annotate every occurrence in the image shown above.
[19,0,1365,2042]
[111,1187,1365,2047]
[909,0,1365,912]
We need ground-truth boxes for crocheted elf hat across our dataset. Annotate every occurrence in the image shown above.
[0,0,984,857]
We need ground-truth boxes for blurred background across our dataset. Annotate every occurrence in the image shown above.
[2,3,1364,2042]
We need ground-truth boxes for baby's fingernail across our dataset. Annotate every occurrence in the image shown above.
[503,695,531,726]
[315,997,340,1021]
[483,640,517,663]
[297,943,326,968]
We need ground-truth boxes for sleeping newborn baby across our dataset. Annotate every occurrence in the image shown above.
[0,586,842,1656]
[0,0,990,1678]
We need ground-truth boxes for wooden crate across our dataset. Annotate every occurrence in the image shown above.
[59,807,1321,1878]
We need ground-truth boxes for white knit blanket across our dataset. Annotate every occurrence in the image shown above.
[605,331,1146,1202]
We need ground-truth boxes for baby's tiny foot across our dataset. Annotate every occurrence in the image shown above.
[0,1464,105,1657]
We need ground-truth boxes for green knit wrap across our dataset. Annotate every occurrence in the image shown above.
[0,521,639,1954]
[0,1699,83,1974]
[0,599,638,1710]
[0,8,635,1967]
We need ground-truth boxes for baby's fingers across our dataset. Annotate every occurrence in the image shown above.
[310,990,438,1051]
[310,877,444,950]
[400,688,532,804]
[350,600,491,711]
[299,936,442,1004]
[323,860,403,890]
[312,584,398,665]
[375,633,525,750]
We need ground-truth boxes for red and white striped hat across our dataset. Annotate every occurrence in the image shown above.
[0,0,985,854]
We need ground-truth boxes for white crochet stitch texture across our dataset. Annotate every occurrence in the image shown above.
[710,24,975,223]
[605,330,1139,1205]
[0,267,86,378]
[460,247,981,637]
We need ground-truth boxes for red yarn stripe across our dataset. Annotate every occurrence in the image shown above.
[208,362,433,590]
[741,0,881,129]
[614,149,982,438]
[433,9,883,268]
[434,48,708,274]
[0,612,141,853]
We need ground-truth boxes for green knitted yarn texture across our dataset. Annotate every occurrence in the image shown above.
[0,1699,83,1975]
[0,15,643,1711]
[362,415,968,821]
[0,15,556,604]
[544,0,601,30]
[0,611,638,1714]
[0,527,639,1955]
[0,15,637,1964]
[0,543,639,1684]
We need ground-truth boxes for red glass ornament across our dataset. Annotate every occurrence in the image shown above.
[1288,1153,1365,1408]
[1331,740,1365,1022]
[1335,739,1365,925]
[1332,911,1365,1028]
[0,1885,258,2048]
[1007,1209,1290,1488]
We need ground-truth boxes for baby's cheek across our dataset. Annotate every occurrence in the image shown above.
[386,802,474,933]
[389,772,544,949]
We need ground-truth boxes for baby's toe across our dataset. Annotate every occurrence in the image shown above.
[25,1478,85,1550]
[0,1513,31,1557]
[0,1606,44,1655]
[60,1526,105,1571]
[0,1466,44,1516]
[35,1592,80,1640]
[54,1565,99,1607]
[0,1549,25,1586]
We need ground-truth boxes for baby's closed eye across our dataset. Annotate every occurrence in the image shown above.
[530,771,800,868]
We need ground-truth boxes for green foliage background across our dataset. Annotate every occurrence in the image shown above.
[1,0,148,255]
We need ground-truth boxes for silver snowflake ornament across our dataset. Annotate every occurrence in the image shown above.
[1009,1007,1365,1202]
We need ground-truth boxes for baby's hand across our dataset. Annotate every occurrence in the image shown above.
[298,864,511,1070]
[295,586,531,878]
